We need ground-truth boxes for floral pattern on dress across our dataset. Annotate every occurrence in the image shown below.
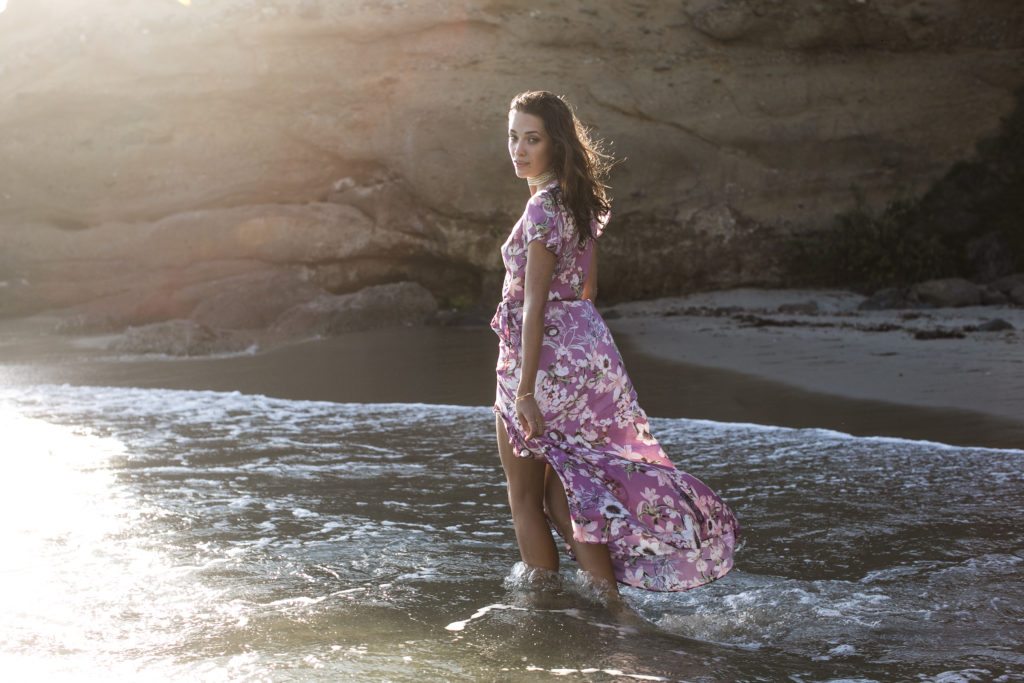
[490,182,740,592]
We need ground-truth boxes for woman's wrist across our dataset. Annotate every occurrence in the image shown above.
[516,383,535,396]
[515,391,534,402]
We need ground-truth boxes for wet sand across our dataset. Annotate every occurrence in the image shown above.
[604,288,1024,449]
[617,335,1024,449]
[2,319,1020,449]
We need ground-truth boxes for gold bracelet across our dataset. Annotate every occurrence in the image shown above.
[515,392,534,402]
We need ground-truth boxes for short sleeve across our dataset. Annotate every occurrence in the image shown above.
[521,190,564,257]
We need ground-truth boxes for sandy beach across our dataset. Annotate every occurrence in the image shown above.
[605,289,1023,415]
[607,288,1024,448]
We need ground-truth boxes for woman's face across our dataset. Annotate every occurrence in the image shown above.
[508,110,553,180]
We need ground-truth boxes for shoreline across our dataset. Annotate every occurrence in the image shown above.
[616,335,1024,450]
[2,295,1022,449]
[604,290,1023,407]
[604,287,1023,449]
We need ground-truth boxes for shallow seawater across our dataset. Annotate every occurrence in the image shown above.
[0,385,1021,682]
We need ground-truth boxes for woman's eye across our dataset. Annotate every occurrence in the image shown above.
[528,137,540,143]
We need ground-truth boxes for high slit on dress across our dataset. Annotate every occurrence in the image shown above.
[491,180,740,592]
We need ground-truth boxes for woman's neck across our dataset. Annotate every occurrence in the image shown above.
[527,170,556,195]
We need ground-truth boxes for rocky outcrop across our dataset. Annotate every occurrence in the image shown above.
[991,274,1024,305]
[909,278,983,308]
[858,289,903,311]
[189,270,327,330]
[859,275,1024,310]
[103,280,438,353]
[270,281,439,338]
[1,0,1022,322]
[0,201,443,323]
[109,320,253,356]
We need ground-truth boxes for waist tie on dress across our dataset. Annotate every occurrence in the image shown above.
[491,298,588,343]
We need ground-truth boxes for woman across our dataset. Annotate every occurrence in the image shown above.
[492,91,740,597]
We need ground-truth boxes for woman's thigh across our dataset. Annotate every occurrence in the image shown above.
[495,415,547,511]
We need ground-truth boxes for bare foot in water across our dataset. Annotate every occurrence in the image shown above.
[505,562,566,609]
[575,570,646,627]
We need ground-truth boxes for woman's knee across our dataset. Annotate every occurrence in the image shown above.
[506,481,545,518]
[500,462,546,515]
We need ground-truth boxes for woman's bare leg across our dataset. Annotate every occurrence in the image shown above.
[543,465,619,594]
[496,416,558,571]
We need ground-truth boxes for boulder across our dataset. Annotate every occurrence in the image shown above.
[989,273,1024,294]
[980,287,1010,305]
[109,320,252,356]
[189,270,326,330]
[270,281,438,338]
[989,274,1024,305]
[859,288,911,310]
[908,278,983,308]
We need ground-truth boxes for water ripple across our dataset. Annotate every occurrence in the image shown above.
[1,385,1021,681]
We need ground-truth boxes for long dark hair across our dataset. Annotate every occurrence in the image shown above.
[509,91,614,247]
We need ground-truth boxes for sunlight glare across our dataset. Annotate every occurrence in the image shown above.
[0,407,134,667]
[0,404,238,676]
[0,406,125,543]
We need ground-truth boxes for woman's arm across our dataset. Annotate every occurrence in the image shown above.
[517,240,557,440]
[582,242,598,302]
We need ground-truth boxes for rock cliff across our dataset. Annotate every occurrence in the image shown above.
[1,0,1022,325]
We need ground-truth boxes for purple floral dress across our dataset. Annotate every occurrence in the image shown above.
[491,180,740,592]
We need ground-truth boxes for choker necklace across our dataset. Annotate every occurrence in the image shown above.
[527,170,556,187]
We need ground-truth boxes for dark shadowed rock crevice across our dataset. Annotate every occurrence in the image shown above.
[783,84,1024,294]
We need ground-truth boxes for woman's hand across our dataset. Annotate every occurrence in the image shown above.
[516,396,545,441]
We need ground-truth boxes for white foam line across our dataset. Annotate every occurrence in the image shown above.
[263,595,327,608]
[444,603,642,637]
[0,384,488,416]
[655,416,1024,453]
[527,665,668,681]
[11,383,1018,453]
[444,603,528,631]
